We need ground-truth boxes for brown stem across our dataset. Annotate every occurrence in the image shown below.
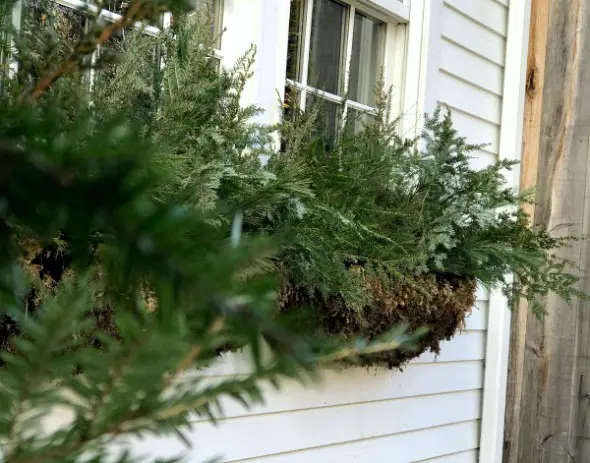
[162,316,225,390]
[24,0,147,103]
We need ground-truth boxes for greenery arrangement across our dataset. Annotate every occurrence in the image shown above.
[0,0,586,458]
[272,94,584,366]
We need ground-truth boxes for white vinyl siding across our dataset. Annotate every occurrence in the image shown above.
[441,5,505,66]
[119,299,489,462]
[438,0,507,173]
[438,0,507,170]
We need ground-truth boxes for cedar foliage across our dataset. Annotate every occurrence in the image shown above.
[2,0,586,349]
[273,92,585,320]
[0,2,418,461]
[76,0,584,346]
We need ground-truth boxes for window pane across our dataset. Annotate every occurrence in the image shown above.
[189,0,223,49]
[19,1,86,81]
[307,0,346,95]
[306,94,341,141]
[348,12,385,106]
[347,107,376,132]
[286,0,305,81]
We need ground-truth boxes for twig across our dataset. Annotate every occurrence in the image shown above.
[162,316,225,390]
[24,0,147,102]
[120,332,412,428]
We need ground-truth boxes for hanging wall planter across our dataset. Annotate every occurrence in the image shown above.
[279,272,476,369]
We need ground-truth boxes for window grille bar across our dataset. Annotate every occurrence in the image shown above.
[299,0,314,109]
[51,0,161,36]
[341,4,355,124]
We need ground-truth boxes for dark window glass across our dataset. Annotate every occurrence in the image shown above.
[307,0,346,95]
[348,11,384,106]
[307,93,341,140]
[286,0,305,81]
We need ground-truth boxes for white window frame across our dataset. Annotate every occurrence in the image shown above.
[45,0,162,36]
[479,1,532,462]
[7,0,224,76]
[285,0,411,129]
[217,0,433,141]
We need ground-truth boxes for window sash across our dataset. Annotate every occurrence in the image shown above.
[288,0,392,128]
[7,0,223,81]
[50,0,161,36]
[286,78,378,116]
[17,0,223,53]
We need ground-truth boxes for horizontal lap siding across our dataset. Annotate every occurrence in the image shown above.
[439,1,507,161]
[432,2,507,462]
[124,422,480,463]
[124,320,488,462]
[190,360,486,422]
[122,2,509,462]
[441,4,506,66]
[122,393,482,462]
[417,450,480,463]
[226,422,480,462]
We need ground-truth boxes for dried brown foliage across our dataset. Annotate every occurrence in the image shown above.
[279,274,477,369]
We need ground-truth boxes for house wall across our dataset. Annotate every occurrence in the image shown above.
[119,1,526,462]
[122,313,488,462]
[438,0,507,170]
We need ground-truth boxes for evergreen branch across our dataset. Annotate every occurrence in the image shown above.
[162,316,225,390]
[24,0,154,102]
[1,9,586,461]
[115,328,417,432]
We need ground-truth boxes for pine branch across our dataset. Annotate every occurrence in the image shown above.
[23,0,161,102]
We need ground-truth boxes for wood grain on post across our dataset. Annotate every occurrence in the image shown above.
[504,0,590,461]
[503,0,549,460]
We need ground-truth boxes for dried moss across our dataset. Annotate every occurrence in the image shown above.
[0,242,120,360]
[279,274,477,369]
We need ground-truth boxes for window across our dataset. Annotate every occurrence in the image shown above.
[186,0,224,62]
[7,0,223,79]
[286,0,406,133]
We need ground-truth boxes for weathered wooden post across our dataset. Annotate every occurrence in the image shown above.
[504,1,590,461]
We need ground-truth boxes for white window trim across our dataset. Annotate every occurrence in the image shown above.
[353,0,410,23]
[400,0,442,139]
[8,0,22,77]
[51,0,161,36]
[219,0,291,131]
[479,1,532,462]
